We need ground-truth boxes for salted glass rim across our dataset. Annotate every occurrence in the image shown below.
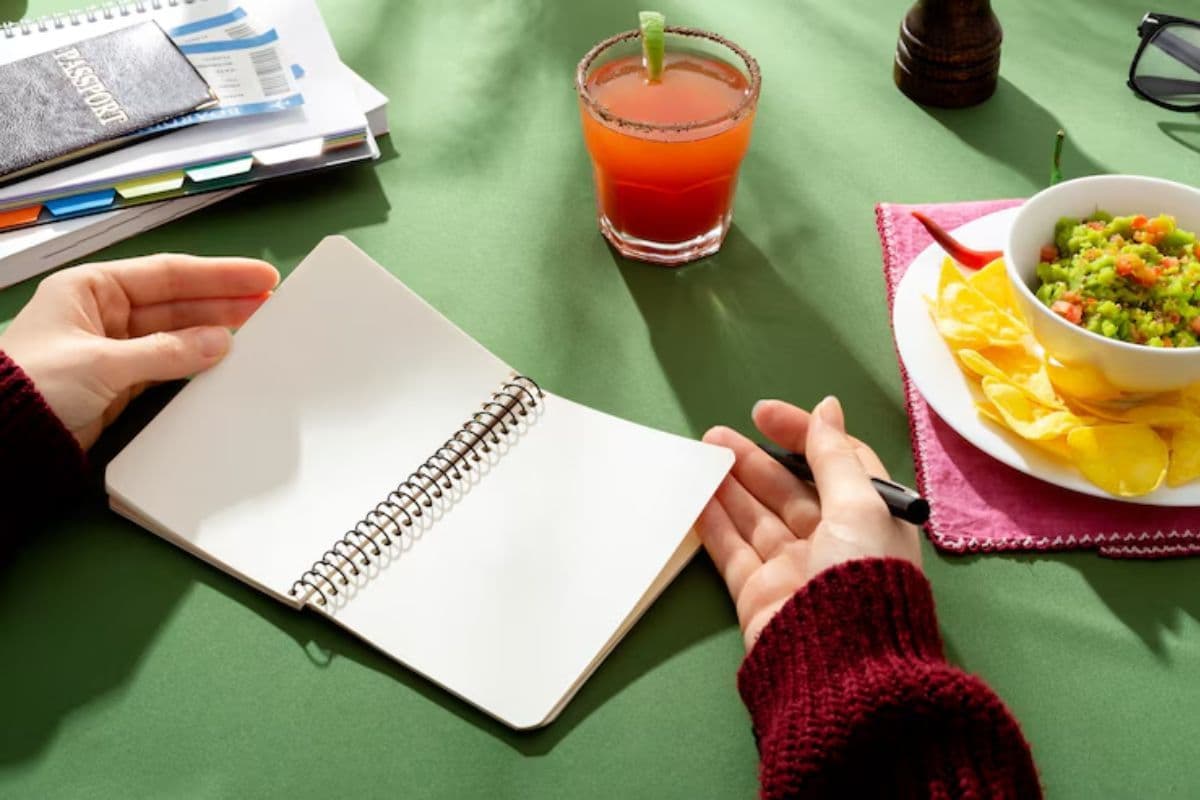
[575,26,762,134]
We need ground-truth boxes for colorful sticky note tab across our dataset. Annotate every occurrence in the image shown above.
[45,190,116,217]
[0,204,42,229]
[123,188,188,207]
[115,171,186,199]
[252,137,324,166]
[185,156,254,183]
[324,133,367,152]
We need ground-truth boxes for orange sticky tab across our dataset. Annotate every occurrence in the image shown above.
[0,205,42,229]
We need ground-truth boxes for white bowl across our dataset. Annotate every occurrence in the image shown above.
[1004,174,1200,393]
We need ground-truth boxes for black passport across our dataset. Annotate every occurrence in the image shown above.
[0,21,216,183]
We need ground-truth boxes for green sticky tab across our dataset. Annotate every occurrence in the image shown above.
[639,11,665,81]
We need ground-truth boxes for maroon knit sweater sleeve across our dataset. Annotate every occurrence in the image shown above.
[738,558,1041,799]
[0,351,88,542]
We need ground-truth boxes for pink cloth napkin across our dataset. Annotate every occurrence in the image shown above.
[877,199,1200,559]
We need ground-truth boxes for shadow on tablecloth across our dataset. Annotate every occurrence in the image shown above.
[0,0,26,23]
[921,77,1106,188]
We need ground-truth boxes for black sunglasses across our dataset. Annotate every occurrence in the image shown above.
[1128,12,1200,111]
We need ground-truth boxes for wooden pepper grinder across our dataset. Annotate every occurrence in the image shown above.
[894,0,1002,108]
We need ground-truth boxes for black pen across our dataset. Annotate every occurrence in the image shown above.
[758,442,930,526]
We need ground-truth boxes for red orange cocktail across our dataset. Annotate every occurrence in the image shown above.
[576,27,761,265]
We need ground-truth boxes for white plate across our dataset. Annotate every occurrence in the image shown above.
[893,206,1200,506]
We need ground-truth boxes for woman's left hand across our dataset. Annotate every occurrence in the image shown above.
[696,397,921,651]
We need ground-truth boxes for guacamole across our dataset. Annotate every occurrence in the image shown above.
[1035,212,1200,347]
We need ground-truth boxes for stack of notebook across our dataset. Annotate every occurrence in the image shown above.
[0,0,386,287]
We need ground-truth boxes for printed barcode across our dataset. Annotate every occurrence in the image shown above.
[224,22,256,39]
[250,47,289,97]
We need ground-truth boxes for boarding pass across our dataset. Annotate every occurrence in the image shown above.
[143,6,303,132]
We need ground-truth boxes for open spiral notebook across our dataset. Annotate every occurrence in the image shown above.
[105,237,734,729]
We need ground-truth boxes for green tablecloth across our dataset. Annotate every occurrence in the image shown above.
[3,0,1199,796]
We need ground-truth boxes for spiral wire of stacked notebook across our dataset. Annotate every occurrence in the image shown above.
[0,0,383,278]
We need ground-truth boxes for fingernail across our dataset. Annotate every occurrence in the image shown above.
[815,396,844,429]
[194,327,231,359]
[751,399,770,417]
[809,402,827,431]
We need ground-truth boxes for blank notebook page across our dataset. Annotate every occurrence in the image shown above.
[321,391,732,728]
[106,236,734,729]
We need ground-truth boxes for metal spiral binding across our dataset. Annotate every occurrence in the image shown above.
[2,0,203,38]
[289,376,545,606]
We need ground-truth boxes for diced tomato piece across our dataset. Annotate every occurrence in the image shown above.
[1087,221,1106,230]
[1115,253,1160,286]
[1062,290,1083,303]
[1193,243,1200,259]
[1162,256,1180,270]
[1132,214,1148,229]
[1051,300,1083,325]
[1191,316,1200,334]
[1115,251,1160,286]
[1163,337,1175,348]
[1131,219,1169,246]
[1039,244,1059,262]
[1132,265,1161,287]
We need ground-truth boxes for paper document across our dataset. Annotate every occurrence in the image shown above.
[149,6,304,131]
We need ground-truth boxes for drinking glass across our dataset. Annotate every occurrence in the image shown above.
[575,27,761,265]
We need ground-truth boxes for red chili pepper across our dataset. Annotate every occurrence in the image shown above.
[911,211,1003,270]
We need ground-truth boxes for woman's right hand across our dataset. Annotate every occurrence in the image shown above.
[696,396,922,651]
